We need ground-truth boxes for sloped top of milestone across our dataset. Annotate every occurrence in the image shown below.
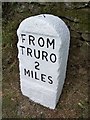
[17,14,70,40]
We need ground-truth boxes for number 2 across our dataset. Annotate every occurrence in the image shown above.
[35,61,40,70]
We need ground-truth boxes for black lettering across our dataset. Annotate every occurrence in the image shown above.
[20,46,25,55]
[31,70,33,78]
[21,34,26,43]
[38,37,45,47]
[47,38,55,49]
[35,71,39,80]
[41,74,46,82]
[48,76,53,84]
[29,35,35,46]
[50,53,57,63]
[42,51,48,61]
[34,49,40,59]
[24,68,30,76]
[27,48,32,57]
[35,61,40,70]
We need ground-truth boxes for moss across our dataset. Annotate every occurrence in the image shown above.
[2,92,18,117]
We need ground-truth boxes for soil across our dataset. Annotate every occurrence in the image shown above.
[2,2,89,118]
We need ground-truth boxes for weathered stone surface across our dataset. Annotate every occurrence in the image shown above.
[82,33,90,42]
[71,30,81,38]
[17,14,70,109]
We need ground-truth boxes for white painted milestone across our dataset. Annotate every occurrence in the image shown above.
[17,14,70,109]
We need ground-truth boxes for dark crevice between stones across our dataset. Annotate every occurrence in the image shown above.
[58,15,79,23]
[74,2,90,9]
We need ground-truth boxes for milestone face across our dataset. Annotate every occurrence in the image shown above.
[18,31,60,88]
